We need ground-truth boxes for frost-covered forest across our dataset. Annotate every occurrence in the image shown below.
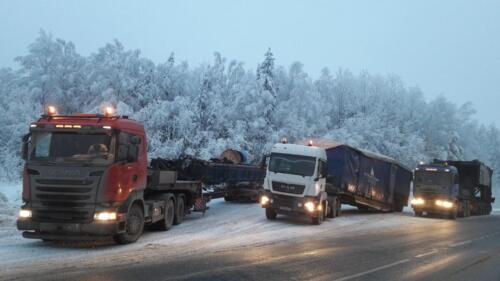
[1,31,500,190]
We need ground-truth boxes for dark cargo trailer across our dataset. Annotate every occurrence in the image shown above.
[323,144,412,212]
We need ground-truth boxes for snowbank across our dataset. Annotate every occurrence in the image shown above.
[0,182,21,227]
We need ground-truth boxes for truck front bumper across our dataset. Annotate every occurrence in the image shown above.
[260,191,320,217]
[17,219,125,240]
[412,200,457,215]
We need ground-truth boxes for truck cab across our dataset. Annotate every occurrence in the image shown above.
[412,160,494,219]
[17,107,149,242]
[260,142,336,225]
[412,164,460,218]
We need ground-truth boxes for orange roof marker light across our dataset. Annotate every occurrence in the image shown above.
[46,106,57,116]
[308,139,314,146]
[104,106,115,117]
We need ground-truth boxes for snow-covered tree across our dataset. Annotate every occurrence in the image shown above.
[0,31,499,198]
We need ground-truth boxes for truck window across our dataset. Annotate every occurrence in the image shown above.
[30,131,113,165]
[414,171,453,186]
[34,132,51,158]
[117,132,140,163]
[268,153,316,177]
[318,160,327,178]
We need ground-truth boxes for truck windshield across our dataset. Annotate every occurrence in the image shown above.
[268,153,316,177]
[29,131,114,165]
[414,170,453,191]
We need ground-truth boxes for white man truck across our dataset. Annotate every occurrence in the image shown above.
[260,140,412,224]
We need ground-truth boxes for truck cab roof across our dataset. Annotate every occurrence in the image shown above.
[416,163,458,174]
[271,143,327,160]
[32,114,145,135]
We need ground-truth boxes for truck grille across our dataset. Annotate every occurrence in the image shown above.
[31,176,98,223]
[272,181,305,195]
[272,194,298,208]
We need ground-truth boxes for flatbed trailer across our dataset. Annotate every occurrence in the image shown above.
[151,157,266,201]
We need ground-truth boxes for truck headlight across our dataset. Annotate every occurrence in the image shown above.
[94,211,117,221]
[304,201,316,212]
[260,195,270,205]
[411,198,425,205]
[19,209,32,218]
[435,200,453,208]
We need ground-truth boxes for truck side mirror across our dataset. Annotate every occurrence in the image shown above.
[321,165,328,178]
[21,142,28,160]
[261,155,269,169]
[21,133,30,160]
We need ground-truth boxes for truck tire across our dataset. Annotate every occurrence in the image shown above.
[151,197,175,231]
[224,196,234,202]
[327,197,335,218]
[113,204,144,244]
[312,202,325,225]
[265,208,277,220]
[459,201,471,218]
[327,197,341,218]
[414,211,423,217]
[448,209,458,220]
[174,195,185,225]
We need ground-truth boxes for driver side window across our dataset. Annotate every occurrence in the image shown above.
[318,160,327,178]
[117,132,139,163]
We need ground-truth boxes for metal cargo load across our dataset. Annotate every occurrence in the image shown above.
[310,140,412,212]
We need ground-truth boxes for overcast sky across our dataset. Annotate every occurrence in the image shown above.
[1,0,499,124]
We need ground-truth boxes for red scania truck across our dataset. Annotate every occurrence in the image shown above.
[17,106,264,244]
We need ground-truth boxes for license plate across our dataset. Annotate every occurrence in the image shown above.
[279,206,292,211]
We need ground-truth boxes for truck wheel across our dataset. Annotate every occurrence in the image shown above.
[414,211,423,217]
[113,204,144,244]
[312,203,325,225]
[151,197,175,231]
[224,196,234,202]
[327,197,338,218]
[465,202,471,217]
[448,209,458,220]
[265,208,277,220]
[174,195,185,225]
[336,198,342,217]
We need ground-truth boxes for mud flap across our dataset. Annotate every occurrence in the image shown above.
[193,195,208,215]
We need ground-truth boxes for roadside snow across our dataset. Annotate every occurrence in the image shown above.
[0,192,444,279]
[0,182,21,227]
[0,182,498,280]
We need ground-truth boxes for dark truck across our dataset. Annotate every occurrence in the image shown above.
[412,160,495,219]
[17,107,264,244]
[261,139,412,225]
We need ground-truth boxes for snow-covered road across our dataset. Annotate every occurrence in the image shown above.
[1,182,499,281]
